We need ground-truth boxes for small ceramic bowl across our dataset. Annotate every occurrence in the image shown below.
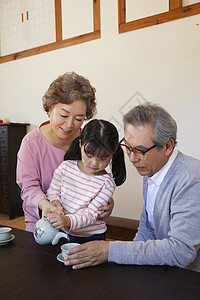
[0,227,12,241]
[61,243,80,258]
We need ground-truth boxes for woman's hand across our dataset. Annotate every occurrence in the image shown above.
[64,241,109,269]
[38,199,57,217]
[98,197,114,220]
[39,199,64,217]
[47,212,70,229]
[51,200,63,214]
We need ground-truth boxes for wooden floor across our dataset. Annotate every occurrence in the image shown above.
[0,213,25,230]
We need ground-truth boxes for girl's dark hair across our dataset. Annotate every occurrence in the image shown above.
[64,119,126,186]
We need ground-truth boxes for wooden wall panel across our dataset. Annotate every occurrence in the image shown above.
[118,0,200,33]
[0,0,101,64]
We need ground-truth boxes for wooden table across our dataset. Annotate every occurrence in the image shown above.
[1,227,200,299]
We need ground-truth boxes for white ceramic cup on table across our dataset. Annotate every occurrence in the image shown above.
[0,227,12,241]
[61,243,80,258]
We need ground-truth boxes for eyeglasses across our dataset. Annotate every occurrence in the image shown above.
[119,138,156,159]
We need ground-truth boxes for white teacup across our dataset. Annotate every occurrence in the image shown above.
[0,227,12,241]
[61,243,80,258]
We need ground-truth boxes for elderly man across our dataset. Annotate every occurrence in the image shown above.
[64,102,200,272]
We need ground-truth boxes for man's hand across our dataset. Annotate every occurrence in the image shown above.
[64,241,109,269]
[98,197,114,220]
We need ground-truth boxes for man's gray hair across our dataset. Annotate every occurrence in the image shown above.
[123,102,177,149]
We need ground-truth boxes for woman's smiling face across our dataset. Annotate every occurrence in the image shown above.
[48,100,87,142]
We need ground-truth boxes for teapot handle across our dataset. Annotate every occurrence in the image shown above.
[51,231,70,245]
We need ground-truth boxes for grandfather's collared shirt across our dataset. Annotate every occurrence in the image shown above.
[146,149,178,229]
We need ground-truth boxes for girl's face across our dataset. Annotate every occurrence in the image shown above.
[48,100,86,143]
[80,144,113,176]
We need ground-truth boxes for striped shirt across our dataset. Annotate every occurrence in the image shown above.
[47,160,116,237]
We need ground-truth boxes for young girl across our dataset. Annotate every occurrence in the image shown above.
[47,119,126,243]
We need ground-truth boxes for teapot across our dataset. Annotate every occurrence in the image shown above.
[33,216,70,245]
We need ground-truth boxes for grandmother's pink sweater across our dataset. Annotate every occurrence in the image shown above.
[16,122,66,232]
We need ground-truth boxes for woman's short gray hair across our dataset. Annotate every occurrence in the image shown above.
[42,72,96,120]
[123,102,177,149]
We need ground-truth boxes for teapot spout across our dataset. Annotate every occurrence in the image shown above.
[52,231,70,245]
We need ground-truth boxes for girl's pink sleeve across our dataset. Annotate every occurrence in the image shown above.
[68,177,115,231]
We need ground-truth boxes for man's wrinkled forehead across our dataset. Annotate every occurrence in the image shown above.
[125,123,146,138]
[124,123,153,145]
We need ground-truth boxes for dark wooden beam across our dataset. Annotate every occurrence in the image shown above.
[93,0,101,31]
[55,0,62,42]
[169,0,182,11]
[118,0,126,25]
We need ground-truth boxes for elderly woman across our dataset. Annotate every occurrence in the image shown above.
[17,72,113,232]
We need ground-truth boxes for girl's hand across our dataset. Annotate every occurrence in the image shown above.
[98,197,114,220]
[47,212,70,229]
[50,200,63,214]
[64,241,109,269]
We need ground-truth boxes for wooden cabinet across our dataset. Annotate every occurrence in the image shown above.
[0,123,29,219]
